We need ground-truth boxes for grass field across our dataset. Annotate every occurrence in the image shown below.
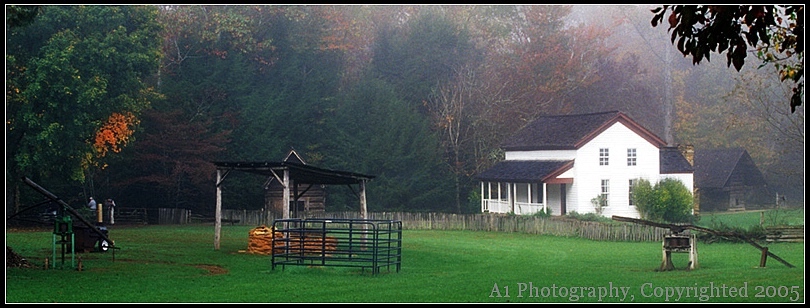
[5,222,805,303]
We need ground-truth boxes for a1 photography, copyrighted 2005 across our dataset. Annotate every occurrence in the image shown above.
[488,281,803,303]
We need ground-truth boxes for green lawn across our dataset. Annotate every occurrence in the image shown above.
[5,224,805,303]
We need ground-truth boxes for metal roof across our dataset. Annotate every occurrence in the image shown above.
[501,111,667,151]
[659,146,695,174]
[475,160,573,183]
[212,161,375,185]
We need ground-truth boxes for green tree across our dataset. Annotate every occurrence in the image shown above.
[651,5,804,112]
[5,5,41,28]
[142,6,284,209]
[371,7,478,112]
[632,178,694,223]
[324,77,454,212]
[6,5,162,210]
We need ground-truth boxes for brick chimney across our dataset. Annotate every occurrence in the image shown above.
[678,144,694,166]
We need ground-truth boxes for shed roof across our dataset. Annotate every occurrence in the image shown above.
[693,148,765,189]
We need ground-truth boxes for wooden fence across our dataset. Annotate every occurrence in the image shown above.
[155,209,674,242]
[114,208,149,225]
[765,226,805,243]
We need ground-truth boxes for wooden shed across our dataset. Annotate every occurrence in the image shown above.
[693,148,771,212]
[265,150,326,217]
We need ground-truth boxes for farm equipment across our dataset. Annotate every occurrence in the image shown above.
[612,215,795,271]
[10,177,118,269]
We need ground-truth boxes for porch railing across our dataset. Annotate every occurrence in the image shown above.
[482,199,544,215]
[514,202,546,215]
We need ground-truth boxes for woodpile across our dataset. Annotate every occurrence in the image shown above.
[6,246,34,268]
[245,225,282,255]
[289,234,338,256]
[245,225,338,255]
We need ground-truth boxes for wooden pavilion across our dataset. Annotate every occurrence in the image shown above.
[211,150,375,250]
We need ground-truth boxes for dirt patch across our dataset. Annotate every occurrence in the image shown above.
[193,264,228,275]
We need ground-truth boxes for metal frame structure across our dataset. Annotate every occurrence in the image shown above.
[19,177,117,269]
[271,218,402,274]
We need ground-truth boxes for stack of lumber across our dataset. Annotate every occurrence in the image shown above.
[245,225,338,255]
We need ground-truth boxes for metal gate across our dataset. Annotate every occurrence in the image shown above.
[271,218,402,274]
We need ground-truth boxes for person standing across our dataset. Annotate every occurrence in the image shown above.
[87,197,98,221]
[106,198,116,225]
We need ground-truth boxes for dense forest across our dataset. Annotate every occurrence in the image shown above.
[6,5,804,217]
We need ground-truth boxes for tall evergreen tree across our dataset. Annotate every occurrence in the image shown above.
[324,77,455,212]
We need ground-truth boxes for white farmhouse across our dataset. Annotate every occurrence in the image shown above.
[476,111,694,219]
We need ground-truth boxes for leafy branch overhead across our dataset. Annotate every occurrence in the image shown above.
[651,5,804,112]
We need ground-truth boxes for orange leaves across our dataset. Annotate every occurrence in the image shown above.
[93,112,139,158]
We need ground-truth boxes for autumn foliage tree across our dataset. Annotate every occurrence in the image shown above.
[6,5,161,210]
[91,112,139,167]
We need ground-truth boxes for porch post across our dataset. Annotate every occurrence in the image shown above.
[509,183,514,213]
[488,181,492,204]
[543,183,548,213]
[480,182,484,212]
[498,182,503,213]
[527,183,532,212]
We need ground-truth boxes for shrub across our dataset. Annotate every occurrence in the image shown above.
[632,177,694,223]
[566,211,614,223]
[531,207,552,218]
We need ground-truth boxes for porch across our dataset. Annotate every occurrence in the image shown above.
[480,181,547,215]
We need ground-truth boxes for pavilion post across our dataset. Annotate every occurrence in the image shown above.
[360,179,368,220]
[282,169,290,220]
[215,169,222,250]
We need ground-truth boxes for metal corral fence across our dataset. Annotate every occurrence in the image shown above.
[271,218,402,274]
[156,209,673,242]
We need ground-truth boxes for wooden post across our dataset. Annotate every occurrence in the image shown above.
[760,247,769,267]
[688,233,698,270]
[661,252,674,271]
[359,179,368,245]
[96,203,103,224]
[282,169,290,220]
[359,180,367,220]
[215,169,222,250]
[660,238,674,271]
[760,211,764,227]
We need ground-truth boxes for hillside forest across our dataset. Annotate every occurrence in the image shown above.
[5,5,804,216]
